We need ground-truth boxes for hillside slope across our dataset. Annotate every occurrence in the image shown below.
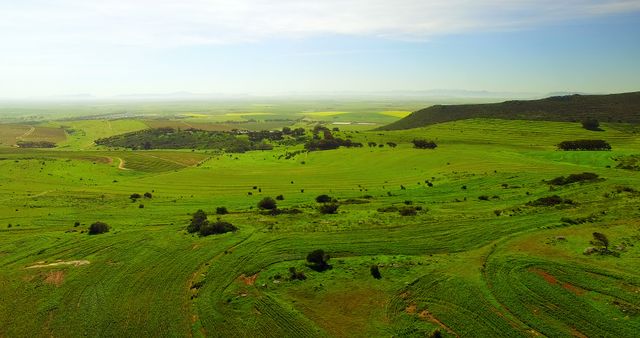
[379,91,640,130]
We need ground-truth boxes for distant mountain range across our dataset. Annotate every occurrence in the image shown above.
[378,91,640,130]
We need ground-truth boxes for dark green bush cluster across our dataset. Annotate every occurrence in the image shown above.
[88,221,110,235]
[288,267,306,281]
[307,249,331,271]
[16,141,56,148]
[547,172,600,185]
[527,195,574,207]
[399,206,419,216]
[370,265,382,279]
[561,214,598,225]
[187,209,237,236]
[412,139,438,149]
[557,139,611,151]
[581,119,602,131]
[319,203,339,214]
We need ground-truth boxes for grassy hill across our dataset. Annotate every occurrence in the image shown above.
[379,91,640,130]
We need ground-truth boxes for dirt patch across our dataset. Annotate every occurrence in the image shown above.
[562,283,586,296]
[570,327,588,338]
[418,309,459,337]
[44,271,65,286]
[530,268,557,284]
[27,260,90,269]
[405,303,417,314]
[238,273,258,286]
[531,268,584,296]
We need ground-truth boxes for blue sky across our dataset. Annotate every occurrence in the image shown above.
[1,0,639,98]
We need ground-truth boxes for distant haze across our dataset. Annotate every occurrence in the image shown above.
[1,1,639,99]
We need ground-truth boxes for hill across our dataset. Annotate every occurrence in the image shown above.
[378,91,640,130]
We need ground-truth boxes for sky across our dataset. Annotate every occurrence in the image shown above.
[1,0,639,98]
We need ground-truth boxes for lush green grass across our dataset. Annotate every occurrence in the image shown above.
[1,115,640,337]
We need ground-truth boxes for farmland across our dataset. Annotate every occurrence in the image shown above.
[1,99,639,337]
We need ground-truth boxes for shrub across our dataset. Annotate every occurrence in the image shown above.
[315,194,332,203]
[88,221,110,235]
[199,221,237,237]
[319,203,339,214]
[478,195,490,201]
[527,195,573,207]
[592,232,609,251]
[130,193,142,200]
[377,206,399,213]
[412,139,437,149]
[370,265,382,279]
[275,195,284,200]
[399,207,417,216]
[307,249,330,271]
[216,207,228,215]
[288,267,306,280]
[139,204,144,208]
[257,197,277,210]
[143,192,152,198]
[547,172,600,185]
[582,119,602,131]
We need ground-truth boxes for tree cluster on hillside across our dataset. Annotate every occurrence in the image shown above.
[557,139,611,151]
[304,129,363,151]
[526,195,574,207]
[379,92,640,130]
[16,141,56,148]
[95,127,273,152]
[187,209,237,236]
[546,172,600,186]
[412,139,438,149]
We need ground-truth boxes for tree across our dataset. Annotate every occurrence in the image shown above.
[143,192,153,198]
[370,265,382,279]
[582,119,601,131]
[216,207,228,215]
[257,197,277,210]
[130,193,142,200]
[315,194,332,203]
[188,209,208,233]
[386,142,397,148]
[592,232,609,251]
[88,221,110,235]
[307,249,331,271]
[275,195,284,201]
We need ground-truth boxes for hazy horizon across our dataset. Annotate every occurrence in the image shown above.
[1,0,640,99]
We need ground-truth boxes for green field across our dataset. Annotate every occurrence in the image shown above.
[1,103,639,337]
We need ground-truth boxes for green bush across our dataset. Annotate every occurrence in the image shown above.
[319,203,339,214]
[88,221,110,235]
[257,197,277,210]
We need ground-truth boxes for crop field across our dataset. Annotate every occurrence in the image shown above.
[1,108,639,337]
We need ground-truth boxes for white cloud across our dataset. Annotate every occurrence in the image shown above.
[1,0,639,48]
